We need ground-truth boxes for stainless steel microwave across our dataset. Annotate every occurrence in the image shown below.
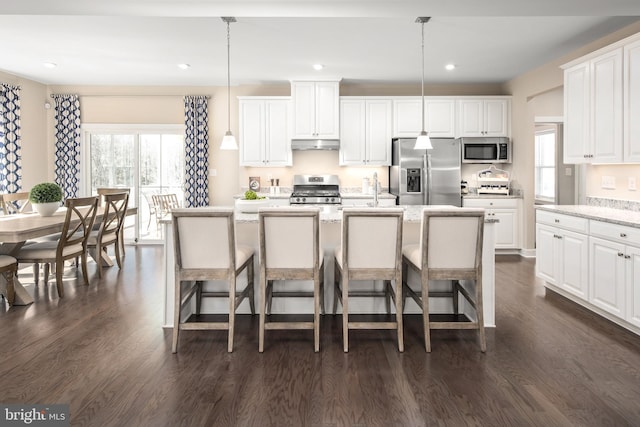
[460,137,511,164]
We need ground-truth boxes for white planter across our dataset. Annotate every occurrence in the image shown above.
[234,198,270,213]
[33,202,60,217]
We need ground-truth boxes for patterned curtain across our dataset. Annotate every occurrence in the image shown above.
[52,94,81,199]
[184,95,210,207]
[0,83,22,193]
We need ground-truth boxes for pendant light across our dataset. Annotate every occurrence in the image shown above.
[414,17,433,150]
[220,17,238,150]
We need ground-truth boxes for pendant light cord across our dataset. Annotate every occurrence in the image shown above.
[421,20,425,133]
[226,20,231,133]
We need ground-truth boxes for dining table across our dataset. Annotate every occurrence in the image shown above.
[0,205,137,306]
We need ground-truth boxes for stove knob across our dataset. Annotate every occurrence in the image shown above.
[325,197,330,202]
[302,197,306,203]
[296,197,301,203]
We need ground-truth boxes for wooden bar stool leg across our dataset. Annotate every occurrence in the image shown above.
[422,271,431,353]
[395,277,404,352]
[342,276,349,353]
[228,275,236,353]
[476,278,487,352]
[314,275,320,353]
[247,261,255,315]
[259,270,267,353]
[452,280,459,315]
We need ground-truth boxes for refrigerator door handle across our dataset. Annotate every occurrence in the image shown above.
[424,154,432,205]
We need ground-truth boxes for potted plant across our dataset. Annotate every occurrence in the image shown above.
[29,182,63,216]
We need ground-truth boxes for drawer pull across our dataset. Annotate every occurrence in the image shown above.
[620,233,627,238]
[554,219,560,223]
[625,255,631,259]
[618,252,624,257]
[554,234,562,239]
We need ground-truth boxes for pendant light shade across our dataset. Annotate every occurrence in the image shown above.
[220,17,238,150]
[414,17,433,150]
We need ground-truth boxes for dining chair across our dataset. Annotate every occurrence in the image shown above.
[0,255,19,305]
[171,207,255,353]
[96,188,130,259]
[0,192,33,215]
[333,208,404,353]
[87,192,129,277]
[402,207,486,352]
[258,207,324,352]
[15,196,99,298]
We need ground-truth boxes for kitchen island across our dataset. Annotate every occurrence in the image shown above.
[161,205,496,328]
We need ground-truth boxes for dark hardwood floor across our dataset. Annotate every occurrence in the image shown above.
[1,248,640,426]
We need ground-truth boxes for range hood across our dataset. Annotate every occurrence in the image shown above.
[291,139,340,151]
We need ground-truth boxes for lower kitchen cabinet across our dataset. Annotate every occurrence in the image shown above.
[627,245,640,328]
[536,223,589,300]
[536,208,640,336]
[589,236,627,317]
[463,197,521,250]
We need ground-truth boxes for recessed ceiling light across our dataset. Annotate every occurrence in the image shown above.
[445,64,456,71]
[178,63,191,70]
[313,64,324,71]
[43,62,57,69]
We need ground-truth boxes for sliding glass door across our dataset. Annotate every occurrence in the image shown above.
[82,125,185,243]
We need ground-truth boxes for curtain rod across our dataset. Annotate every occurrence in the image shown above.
[63,94,211,99]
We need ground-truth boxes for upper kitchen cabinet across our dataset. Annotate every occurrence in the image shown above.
[563,32,640,164]
[625,38,640,162]
[563,49,623,164]
[239,97,292,167]
[392,97,456,138]
[291,80,340,140]
[456,97,510,138]
[340,98,392,166]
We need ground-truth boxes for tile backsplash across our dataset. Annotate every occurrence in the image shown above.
[587,196,640,212]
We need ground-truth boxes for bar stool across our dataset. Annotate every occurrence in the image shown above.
[333,208,404,353]
[171,208,255,353]
[258,207,324,352]
[402,207,486,352]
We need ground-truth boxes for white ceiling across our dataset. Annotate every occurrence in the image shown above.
[1,0,639,86]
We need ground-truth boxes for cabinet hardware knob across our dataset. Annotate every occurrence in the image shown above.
[625,255,631,259]
[554,219,560,223]
[620,233,627,238]
[618,252,624,257]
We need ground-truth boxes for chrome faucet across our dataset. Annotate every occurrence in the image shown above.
[372,172,379,207]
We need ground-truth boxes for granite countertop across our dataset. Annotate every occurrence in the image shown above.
[536,205,640,228]
[233,192,396,200]
[463,194,522,199]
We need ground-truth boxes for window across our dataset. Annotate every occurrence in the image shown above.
[535,128,556,203]
[82,125,185,243]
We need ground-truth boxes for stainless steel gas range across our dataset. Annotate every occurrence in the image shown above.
[289,175,342,205]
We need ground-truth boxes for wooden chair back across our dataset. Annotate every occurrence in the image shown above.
[97,187,130,206]
[341,208,404,280]
[172,207,235,278]
[420,208,485,281]
[1,192,32,215]
[96,192,129,246]
[57,196,99,259]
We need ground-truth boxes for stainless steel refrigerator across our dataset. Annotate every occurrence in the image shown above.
[389,138,461,206]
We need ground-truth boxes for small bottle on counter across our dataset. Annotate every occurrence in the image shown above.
[275,179,280,195]
[270,179,275,195]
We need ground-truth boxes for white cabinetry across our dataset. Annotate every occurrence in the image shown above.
[291,80,340,140]
[624,38,640,162]
[239,97,291,167]
[340,98,392,166]
[456,98,510,137]
[561,32,640,164]
[589,220,640,322]
[565,49,624,163]
[535,210,589,300]
[463,198,520,250]
[392,98,456,138]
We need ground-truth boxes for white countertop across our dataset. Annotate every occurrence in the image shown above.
[233,192,396,200]
[463,194,522,199]
[536,205,640,228]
